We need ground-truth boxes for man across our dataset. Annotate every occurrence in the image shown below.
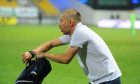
[130,10,137,36]
[22,9,122,84]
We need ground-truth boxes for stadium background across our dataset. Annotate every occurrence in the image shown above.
[0,0,140,84]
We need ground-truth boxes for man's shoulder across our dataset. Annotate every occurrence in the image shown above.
[74,25,92,37]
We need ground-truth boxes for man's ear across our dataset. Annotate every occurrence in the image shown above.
[70,19,75,27]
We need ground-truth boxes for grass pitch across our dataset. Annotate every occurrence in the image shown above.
[0,25,140,84]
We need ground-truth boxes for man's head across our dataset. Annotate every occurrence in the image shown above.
[59,9,81,35]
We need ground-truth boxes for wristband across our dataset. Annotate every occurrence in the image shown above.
[29,51,37,58]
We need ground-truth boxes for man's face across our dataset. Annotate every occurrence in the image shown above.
[59,14,71,35]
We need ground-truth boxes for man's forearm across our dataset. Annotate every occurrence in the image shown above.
[43,53,70,64]
[33,41,53,53]
[33,38,64,54]
[35,45,79,64]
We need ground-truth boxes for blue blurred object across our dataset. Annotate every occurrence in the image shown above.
[49,0,71,12]
[131,0,139,4]
[78,0,88,3]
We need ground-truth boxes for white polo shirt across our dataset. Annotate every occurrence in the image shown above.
[60,23,122,84]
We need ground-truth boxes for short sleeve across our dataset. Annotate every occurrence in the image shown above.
[60,35,70,44]
[70,29,88,48]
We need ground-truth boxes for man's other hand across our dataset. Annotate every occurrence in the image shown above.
[22,52,32,65]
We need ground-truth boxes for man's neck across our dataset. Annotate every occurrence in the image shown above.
[69,23,79,36]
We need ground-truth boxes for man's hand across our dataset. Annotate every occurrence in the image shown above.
[35,52,45,61]
[22,52,32,65]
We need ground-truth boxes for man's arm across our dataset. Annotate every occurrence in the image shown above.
[22,38,64,64]
[33,38,64,53]
[36,46,80,64]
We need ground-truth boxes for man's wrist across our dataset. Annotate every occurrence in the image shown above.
[29,51,37,58]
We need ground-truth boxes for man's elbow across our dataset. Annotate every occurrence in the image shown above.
[61,54,74,64]
[63,58,71,64]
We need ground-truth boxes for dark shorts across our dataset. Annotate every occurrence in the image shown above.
[89,77,121,84]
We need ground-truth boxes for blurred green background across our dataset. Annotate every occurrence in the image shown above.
[0,25,140,84]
